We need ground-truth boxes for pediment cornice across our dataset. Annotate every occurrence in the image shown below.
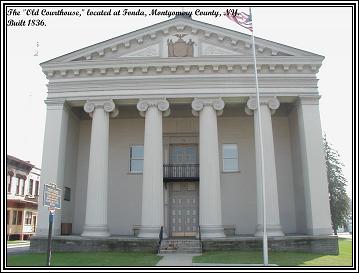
[42,55,322,79]
[41,17,324,67]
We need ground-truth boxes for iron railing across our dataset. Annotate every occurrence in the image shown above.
[198,225,203,252]
[157,226,163,254]
[163,164,199,181]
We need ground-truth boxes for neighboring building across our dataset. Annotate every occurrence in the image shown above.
[35,15,332,241]
[7,155,41,240]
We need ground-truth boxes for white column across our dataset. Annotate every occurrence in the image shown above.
[81,99,118,237]
[296,95,332,235]
[137,99,169,238]
[36,99,69,236]
[246,96,284,237]
[192,98,225,238]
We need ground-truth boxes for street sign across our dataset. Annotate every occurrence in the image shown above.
[43,183,62,210]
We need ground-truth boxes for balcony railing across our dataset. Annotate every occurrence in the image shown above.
[163,164,199,181]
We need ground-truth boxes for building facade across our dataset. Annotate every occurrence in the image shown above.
[7,155,41,240]
[35,16,332,239]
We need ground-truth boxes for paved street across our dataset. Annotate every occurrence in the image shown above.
[7,242,30,255]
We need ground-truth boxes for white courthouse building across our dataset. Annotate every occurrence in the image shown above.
[35,15,333,244]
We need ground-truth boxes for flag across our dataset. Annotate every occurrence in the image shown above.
[225,9,253,32]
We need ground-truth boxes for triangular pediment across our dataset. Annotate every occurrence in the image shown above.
[41,16,323,67]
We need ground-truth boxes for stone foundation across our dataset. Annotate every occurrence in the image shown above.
[30,235,158,253]
[30,235,338,255]
[202,235,339,255]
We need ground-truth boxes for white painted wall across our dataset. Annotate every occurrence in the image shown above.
[218,117,257,235]
[288,107,308,233]
[272,116,297,234]
[107,118,144,235]
[73,120,90,235]
[61,110,80,224]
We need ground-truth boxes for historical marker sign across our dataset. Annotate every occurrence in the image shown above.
[43,183,62,210]
[42,183,62,266]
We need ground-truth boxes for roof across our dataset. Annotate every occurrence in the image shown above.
[41,15,324,66]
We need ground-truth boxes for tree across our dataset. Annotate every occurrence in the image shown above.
[323,135,350,235]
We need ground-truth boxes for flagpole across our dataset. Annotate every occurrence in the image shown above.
[249,7,269,266]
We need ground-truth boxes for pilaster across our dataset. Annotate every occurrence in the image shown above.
[36,99,69,236]
[295,95,332,235]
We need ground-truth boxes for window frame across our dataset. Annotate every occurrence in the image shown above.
[28,179,34,196]
[15,177,20,195]
[17,211,22,225]
[35,181,39,196]
[7,174,12,193]
[222,143,240,172]
[21,178,25,196]
[64,187,71,201]
[25,211,32,225]
[129,145,144,174]
[12,210,17,225]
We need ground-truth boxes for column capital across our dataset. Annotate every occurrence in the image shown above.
[84,99,119,118]
[44,99,68,110]
[245,96,280,115]
[137,98,170,117]
[191,97,225,116]
[296,95,321,106]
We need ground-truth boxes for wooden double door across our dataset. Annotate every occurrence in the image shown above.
[168,181,199,237]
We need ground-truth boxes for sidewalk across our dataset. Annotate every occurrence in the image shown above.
[156,253,200,266]
[156,253,276,267]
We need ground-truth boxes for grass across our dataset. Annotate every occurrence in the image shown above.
[7,251,162,267]
[193,239,352,266]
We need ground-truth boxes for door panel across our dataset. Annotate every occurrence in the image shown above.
[169,182,199,237]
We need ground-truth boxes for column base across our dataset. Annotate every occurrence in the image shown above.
[199,225,226,238]
[81,225,110,237]
[254,224,284,237]
[137,225,161,238]
[306,227,333,236]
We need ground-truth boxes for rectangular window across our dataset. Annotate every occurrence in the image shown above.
[35,181,39,196]
[16,177,20,195]
[25,211,32,225]
[28,179,33,195]
[17,211,23,225]
[222,144,239,172]
[129,146,144,173]
[7,175,12,193]
[7,210,10,225]
[64,187,71,201]
[12,210,17,225]
[21,178,25,196]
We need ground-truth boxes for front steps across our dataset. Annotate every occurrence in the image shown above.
[159,239,202,254]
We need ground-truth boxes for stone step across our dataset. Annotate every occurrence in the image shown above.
[159,239,202,254]
[161,243,201,248]
[159,248,202,254]
[161,240,200,245]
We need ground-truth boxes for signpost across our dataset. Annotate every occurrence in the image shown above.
[43,183,62,266]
